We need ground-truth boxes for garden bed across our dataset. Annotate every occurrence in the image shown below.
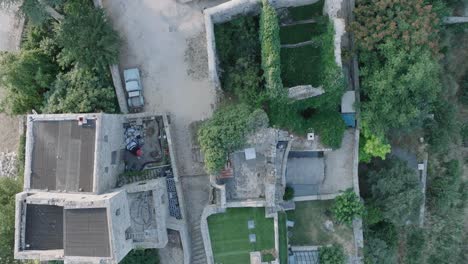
[280,22,326,45]
[208,207,276,264]
[285,0,325,21]
[286,200,354,255]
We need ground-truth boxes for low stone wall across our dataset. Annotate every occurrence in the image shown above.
[293,193,340,202]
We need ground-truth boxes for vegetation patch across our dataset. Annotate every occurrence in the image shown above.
[279,22,326,45]
[281,44,323,87]
[286,200,353,250]
[208,207,275,264]
[285,0,325,21]
[278,212,288,264]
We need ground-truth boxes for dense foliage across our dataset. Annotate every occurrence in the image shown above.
[120,249,159,264]
[332,189,365,225]
[0,0,64,25]
[0,0,119,114]
[0,49,58,114]
[259,0,284,99]
[198,105,269,174]
[215,16,264,107]
[43,67,117,113]
[366,158,422,226]
[319,244,345,264]
[55,1,120,72]
[0,178,23,264]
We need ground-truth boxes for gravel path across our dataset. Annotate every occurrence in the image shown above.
[0,5,23,177]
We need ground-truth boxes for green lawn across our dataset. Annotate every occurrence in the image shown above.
[281,45,324,87]
[280,22,326,45]
[278,212,288,264]
[287,0,325,21]
[208,207,275,264]
[286,200,353,246]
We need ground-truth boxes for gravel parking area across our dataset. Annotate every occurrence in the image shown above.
[102,0,226,177]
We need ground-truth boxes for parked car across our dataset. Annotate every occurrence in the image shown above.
[124,68,144,110]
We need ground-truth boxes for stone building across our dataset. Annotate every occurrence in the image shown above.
[14,113,187,264]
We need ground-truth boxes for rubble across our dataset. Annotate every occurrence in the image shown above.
[0,152,18,178]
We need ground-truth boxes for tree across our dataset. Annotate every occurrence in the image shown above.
[360,43,441,136]
[332,189,365,225]
[0,178,22,264]
[120,249,159,264]
[352,0,440,53]
[0,49,58,114]
[367,158,423,226]
[42,66,117,113]
[364,236,397,264]
[319,244,345,264]
[427,159,462,215]
[198,105,268,174]
[1,0,64,24]
[55,0,120,71]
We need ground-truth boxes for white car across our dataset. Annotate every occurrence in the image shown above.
[124,68,144,110]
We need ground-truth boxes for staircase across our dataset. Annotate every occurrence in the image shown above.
[190,219,208,264]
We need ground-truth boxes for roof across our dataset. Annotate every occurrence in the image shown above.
[341,90,356,113]
[31,120,96,192]
[286,151,325,196]
[64,208,110,257]
[25,204,64,250]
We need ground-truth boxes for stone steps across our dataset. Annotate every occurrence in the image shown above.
[190,220,207,264]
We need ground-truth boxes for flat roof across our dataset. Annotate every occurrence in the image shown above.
[64,208,110,257]
[25,204,64,250]
[286,151,325,196]
[31,120,96,192]
[341,91,356,113]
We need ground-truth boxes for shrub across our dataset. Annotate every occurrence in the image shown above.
[319,244,345,264]
[0,49,58,114]
[198,105,268,174]
[332,189,364,225]
[283,186,294,201]
[427,159,462,215]
[359,122,391,163]
[43,67,117,113]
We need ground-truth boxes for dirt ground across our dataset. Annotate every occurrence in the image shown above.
[0,6,23,163]
[102,0,226,177]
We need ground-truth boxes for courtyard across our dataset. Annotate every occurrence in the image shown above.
[286,200,354,256]
[207,207,275,264]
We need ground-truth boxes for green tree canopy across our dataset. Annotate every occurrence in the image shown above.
[0,49,58,114]
[42,66,117,113]
[55,0,120,71]
[366,158,423,226]
[198,105,269,174]
[360,43,441,136]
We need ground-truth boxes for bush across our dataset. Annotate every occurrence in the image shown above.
[198,105,268,174]
[0,49,58,114]
[359,122,391,163]
[332,189,364,225]
[424,99,460,154]
[260,0,284,99]
[319,244,345,264]
[42,66,117,113]
[405,227,425,264]
[427,159,462,215]
[283,186,294,201]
